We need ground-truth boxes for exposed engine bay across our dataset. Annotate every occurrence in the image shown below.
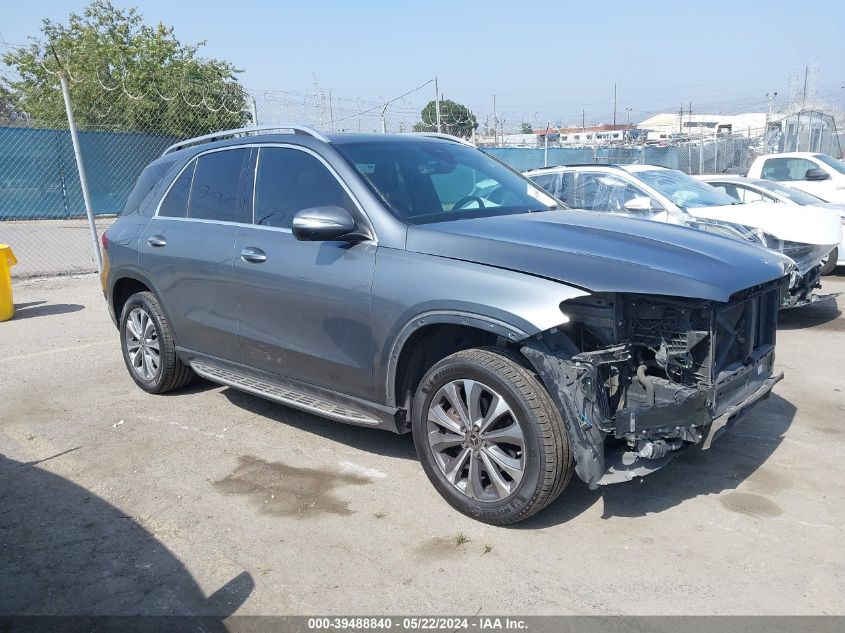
[520,277,788,487]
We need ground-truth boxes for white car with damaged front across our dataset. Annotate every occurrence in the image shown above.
[524,164,842,308]
[697,174,845,273]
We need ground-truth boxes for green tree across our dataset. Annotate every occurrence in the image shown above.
[0,85,24,123]
[1,1,249,135]
[413,98,478,138]
[520,122,534,134]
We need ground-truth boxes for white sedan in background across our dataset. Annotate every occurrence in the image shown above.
[697,174,845,274]
[524,164,842,308]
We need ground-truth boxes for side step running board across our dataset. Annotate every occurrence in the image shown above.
[191,361,381,426]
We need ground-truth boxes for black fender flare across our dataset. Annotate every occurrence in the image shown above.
[383,310,529,407]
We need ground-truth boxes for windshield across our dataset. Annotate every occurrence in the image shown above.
[755,179,826,205]
[814,154,845,175]
[635,169,738,208]
[334,140,562,224]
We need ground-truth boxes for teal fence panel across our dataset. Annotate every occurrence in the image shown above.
[0,126,177,220]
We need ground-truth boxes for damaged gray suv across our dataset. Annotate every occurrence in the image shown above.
[101,126,793,524]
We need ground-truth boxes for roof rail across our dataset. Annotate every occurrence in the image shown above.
[162,124,330,156]
[408,132,476,147]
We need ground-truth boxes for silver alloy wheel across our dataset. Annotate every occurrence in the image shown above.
[426,379,525,501]
[125,307,160,381]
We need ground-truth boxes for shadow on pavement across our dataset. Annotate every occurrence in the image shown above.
[778,299,841,330]
[517,392,797,528]
[0,452,253,621]
[222,387,417,461]
[11,302,85,320]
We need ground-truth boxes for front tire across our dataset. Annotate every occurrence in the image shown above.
[820,247,838,275]
[411,347,573,525]
[119,291,193,394]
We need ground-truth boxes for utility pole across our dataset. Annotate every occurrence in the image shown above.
[582,109,585,132]
[51,45,101,275]
[493,93,497,145]
[802,65,809,103]
[249,93,259,126]
[765,91,777,151]
[434,76,442,133]
[679,104,684,133]
[613,83,617,129]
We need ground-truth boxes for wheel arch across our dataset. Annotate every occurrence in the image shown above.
[385,310,531,413]
[108,268,170,331]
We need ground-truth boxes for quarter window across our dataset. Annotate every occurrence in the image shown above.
[254,147,355,229]
[158,161,195,218]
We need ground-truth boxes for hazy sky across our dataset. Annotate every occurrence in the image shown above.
[3,0,844,126]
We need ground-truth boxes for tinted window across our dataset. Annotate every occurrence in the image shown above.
[159,161,195,218]
[254,148,355,229]
[189,149,250,222]
[123,160,176,217]
[761,157,817,181]
[335,141,562,225]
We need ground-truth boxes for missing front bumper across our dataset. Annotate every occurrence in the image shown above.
[701,370,783,449]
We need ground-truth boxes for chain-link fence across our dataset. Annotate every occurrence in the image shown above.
[2,43,842,279]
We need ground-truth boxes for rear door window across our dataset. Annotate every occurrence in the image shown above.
[188,148,251,223]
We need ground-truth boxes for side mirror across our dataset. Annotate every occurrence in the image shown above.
[623,196,655,213]
[805,168,830,181]
[291,206,362,242]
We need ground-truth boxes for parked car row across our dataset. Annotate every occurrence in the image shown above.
[525,159,843,308]
[101,127,820,525]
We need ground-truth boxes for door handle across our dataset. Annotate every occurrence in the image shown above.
[240,246,267,264]
[147,235,167,248]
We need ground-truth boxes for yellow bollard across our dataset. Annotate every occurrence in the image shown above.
[0,244,17,322]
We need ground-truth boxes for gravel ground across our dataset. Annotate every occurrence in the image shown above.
[1,272,844,617]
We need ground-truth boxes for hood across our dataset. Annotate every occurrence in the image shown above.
[686,201,842,246]
[817,202,845,218]
[406,211,792,303]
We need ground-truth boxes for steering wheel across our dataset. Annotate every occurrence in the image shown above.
[452,195,486,210]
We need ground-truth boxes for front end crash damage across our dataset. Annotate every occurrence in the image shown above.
[779,242,840,308]
[520,278,787,487]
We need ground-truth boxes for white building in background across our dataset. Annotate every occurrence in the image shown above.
[637,112,768,141]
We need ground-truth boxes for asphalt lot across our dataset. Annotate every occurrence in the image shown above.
[1,272,844,617]
[3,217,115,279]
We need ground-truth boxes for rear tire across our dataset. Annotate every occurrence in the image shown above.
[411,347,573,525]
[119,291,193,394]
[820,247,838,275]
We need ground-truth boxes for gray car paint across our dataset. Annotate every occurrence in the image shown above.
[406,209,792,303]
[105,132,790,414]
